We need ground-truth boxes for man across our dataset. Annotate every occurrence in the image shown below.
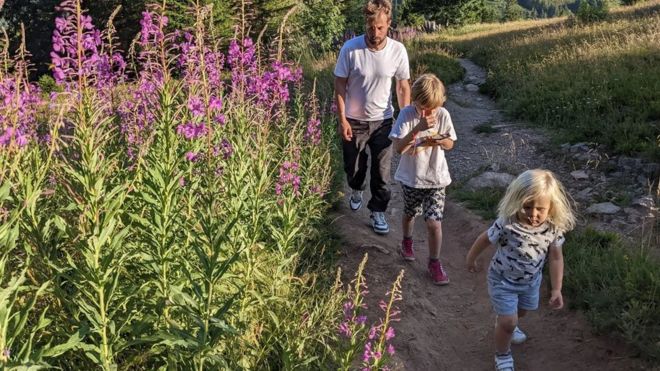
[334,0,411,235]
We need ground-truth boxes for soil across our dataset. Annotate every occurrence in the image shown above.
[333,59,653,370]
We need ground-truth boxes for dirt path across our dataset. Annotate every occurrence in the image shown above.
[333,59,649,370]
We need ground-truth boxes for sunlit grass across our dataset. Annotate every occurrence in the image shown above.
[437,0,660,159]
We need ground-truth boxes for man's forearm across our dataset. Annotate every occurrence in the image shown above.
[396,80,411,109]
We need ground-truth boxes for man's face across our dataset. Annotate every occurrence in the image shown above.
[365,12,390,48]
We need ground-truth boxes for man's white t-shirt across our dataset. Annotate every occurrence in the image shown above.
[389,105,457,189]
[334,35,410,121]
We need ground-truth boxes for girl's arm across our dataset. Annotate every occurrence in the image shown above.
[466,231,491,272]
[548,245,564,309]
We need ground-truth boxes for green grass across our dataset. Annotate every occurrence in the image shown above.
[473,122,500,134]
[448,186,505,220]
[563,228,660,361]
[407,36,465,84]
[438,1,660,160]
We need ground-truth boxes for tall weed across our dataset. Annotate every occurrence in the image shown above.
[563,228,660,361]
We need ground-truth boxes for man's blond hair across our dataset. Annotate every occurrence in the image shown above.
[364,0,392,22]
[411,73,446,108]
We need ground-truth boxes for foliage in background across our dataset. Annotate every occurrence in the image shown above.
[407,36,465,84]
[438,1,660,159]
[563,228,660,361]
[575,0,610,22]
[294,0,345,53]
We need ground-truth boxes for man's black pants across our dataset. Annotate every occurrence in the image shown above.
[342,118,393,212]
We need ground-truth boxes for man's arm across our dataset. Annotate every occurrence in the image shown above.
[396,79,411,110]
[334,76,352,142]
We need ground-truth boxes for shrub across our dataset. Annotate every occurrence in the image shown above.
[576,0,609,22]
[502,0,526,22]
[563,229,660,361]
[37,74,60,94]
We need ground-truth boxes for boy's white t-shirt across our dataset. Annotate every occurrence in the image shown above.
[334,35,410,121]
[389,105,457,188]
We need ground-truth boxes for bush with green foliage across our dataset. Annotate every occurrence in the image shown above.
[576,0,609,22]
[502,0,527,21]
[295,0,345,52]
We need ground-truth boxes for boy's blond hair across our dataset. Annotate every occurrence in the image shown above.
[498,169,576,232]
[411,73,446,109]
[364,0,392,22]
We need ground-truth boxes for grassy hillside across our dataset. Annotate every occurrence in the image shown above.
[438,1,660,159]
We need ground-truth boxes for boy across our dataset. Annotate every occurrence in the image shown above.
[388,73,456,285]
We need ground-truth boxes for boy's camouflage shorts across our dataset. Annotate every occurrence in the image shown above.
[401,185,446,222]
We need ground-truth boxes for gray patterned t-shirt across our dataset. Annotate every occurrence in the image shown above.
[487,217,565,283]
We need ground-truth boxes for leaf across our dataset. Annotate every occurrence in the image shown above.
[42,325,90,358]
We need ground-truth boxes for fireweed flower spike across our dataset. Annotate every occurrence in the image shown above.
[275,161,301,197]
[51,0,125,90]
[0,76,41,150]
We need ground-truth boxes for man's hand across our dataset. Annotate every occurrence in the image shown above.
[549,289,564,309]
[338,120,353,141]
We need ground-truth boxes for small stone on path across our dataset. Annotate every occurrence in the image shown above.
[465,171,515,191]
[465,83,479,92]
[570,170,589,180]
[585,202,621,215]
[359,243,391,255]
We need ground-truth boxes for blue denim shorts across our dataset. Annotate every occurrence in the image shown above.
[487,269,542,316]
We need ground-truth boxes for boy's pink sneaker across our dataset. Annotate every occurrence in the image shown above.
[428,260,450,285]
[400,238,415,261]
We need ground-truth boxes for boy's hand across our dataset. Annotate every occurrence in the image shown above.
[466,258,480,273]
[416,110,437,132]
[549,289,563,309]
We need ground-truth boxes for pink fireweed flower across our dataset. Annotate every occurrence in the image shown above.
[387,344,395,355]
[305,117,321,145]
[275,161,301,197]
[385,326,395,341]
[51,0,126,89]
[209,95,223,111]
[0,76,41,150]
[368,325,378,340]
[187,96,204,117]
[185,151,199,162]
[362,342,373,364]
[228,38,256,95]
[338,321,352,338]
[176,122,208,140]
[220,139,233,159]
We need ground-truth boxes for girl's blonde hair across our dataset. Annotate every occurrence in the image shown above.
[498,169,576,232]
[411,73,446,109]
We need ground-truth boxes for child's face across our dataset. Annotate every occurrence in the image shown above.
[517,195,551,227]
[416,104,439,118]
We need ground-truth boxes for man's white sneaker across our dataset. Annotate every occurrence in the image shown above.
[349,189,363,211]
[370,211,389,235]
